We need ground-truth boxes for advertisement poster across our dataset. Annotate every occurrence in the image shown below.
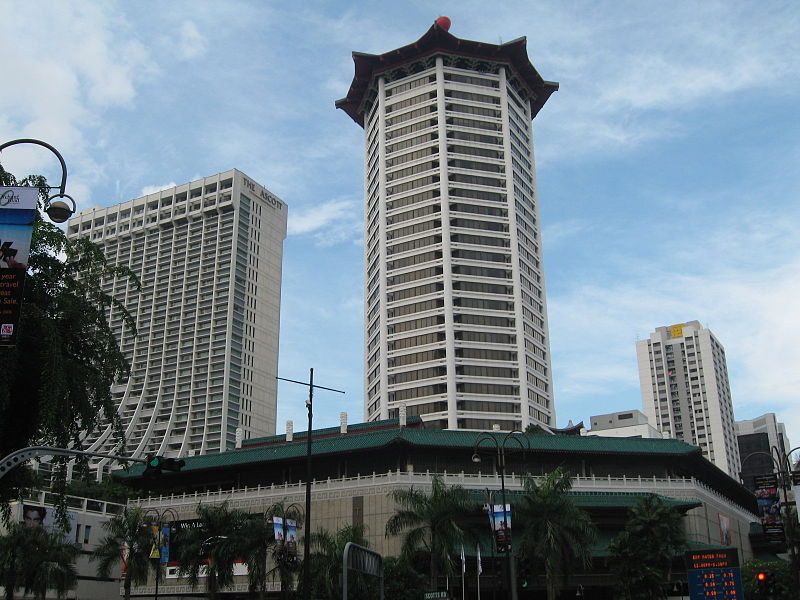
[718,513,732,546]
[286,518,298,561]
[488,504,512,554]
[272,516,285,554]
[0,187,37,346]
[754,474,783,536]
[793,472,800,523]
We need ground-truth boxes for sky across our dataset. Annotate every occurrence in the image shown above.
[1,1,798,446]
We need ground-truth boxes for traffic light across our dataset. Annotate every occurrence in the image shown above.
[144,455,185,476]
[755,571,773,595]
[518,558,531,589]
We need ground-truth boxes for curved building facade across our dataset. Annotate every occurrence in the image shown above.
[337,22,558,430]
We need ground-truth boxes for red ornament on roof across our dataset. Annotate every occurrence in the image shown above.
[435,16,451,31]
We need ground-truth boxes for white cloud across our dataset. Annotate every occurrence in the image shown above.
[549,203,800,435]
[288,198,362,246]
[178,21,208,60]
[140,182,177,197]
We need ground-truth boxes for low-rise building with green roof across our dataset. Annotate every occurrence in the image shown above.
[116,417,760,598]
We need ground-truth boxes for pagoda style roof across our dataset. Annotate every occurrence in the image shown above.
[335,21,559,127]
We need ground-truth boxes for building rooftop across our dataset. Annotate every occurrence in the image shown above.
[335,20,559,126]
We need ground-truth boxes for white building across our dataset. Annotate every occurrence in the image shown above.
[736,413,791,457]
[337,19,559,431]
[636,321,741,476]
[585,409,663,439]
[66,170,287,473]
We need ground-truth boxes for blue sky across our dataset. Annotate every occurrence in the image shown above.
[1,1,798,443]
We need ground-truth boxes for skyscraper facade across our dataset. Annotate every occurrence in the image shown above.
[736,413,791,490]
[337,20,558,430]
[636,321,741,476]
[66,169,287,472]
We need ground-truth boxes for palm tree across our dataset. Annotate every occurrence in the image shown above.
[515,468,597,600]
[385,475,478,590]
[300,524,371,600]
[21,526,79,600]
[0,523,79,600]
[609,494,687,600]
[174,502,249,600]
[240,503,303,600]
[91,507,153,600]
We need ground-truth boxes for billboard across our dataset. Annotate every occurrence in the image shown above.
[0,187,37,346]
[754,474,783,537]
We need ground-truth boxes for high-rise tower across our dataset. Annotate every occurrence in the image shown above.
[636,321,741,476]
[337,19,558,430]
[66,169,287,473]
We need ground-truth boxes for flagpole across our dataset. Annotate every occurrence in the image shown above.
[477,544,482,600]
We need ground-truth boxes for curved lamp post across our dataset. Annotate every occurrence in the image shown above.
[144,507,179,600]
[472,430,529,599]
[0,138,77,223]
[740,444,800,587]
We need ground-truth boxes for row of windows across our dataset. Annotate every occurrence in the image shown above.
[388,384,447,402]
[387,266,443,286]
[387,251,442,271]
[389,366,446,385]
[387,145,437,168]
[456,347,516,361]
[389,331,446,351]
[452,233,510,248]
[448,116,501,132]
[386,160,438,182]
[386,219,440,241]
[386,104,436,127]
[449,144,503,160]
[387,189,440,211]
[388,348,446,368]
[445,89,500,105]
[455,313,514,328]
[387,175,439,196]
[452,265,510,279]
[390,314,445,334]
[458,400,519,413]
[447,103,501,119]
[456,330,515,344]
[386,91,436,113]
[386,74,435,97]
[387,234,441,256]
[450,158,504,174]
[455,297,514,312]
[388,282,443,302]
[387,132,438,154]
[452,248,509,263]
[386,119,437,141]
[444,72,499,88]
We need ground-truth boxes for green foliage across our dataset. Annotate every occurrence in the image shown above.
[608,494,687,600]
[174,502,250,600]
[0,522,79,600]
[524,423,548,434]
[515,468,597,600]
[298,523,373,600]
[742,558,795,600]
[383,556,427,600]
[90,507,153,600]
[0,164,138,521]
[241,501,303,600]
[385,474,479,590]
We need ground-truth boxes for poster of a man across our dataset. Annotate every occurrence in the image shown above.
[22,505,46,527]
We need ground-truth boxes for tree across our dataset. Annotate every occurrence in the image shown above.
[0,165,138,516]
[240,502,303,600]
[515,468,597,600]
[174,502,249,600]
[385,475,479,590]
[0,522,79,600]
[742,558,794,600]
[298,523,373,600]
[608,494,687,600]
[91,507,154,600]
[383,556,427,600]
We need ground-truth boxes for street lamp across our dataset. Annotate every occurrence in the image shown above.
[144,508,178,600]
[266,502,304,598]
[143,507,178,600]
[740,444,800,587]
[0,138,77,223]
[472,430,529,600]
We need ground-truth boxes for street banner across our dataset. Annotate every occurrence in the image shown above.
[488,504,512,553]
[160,525,171,564]
[286,518,298,561]
[272,516,285,554]
[718,513,732,545]
[754,474,783,536]
[0,187,37,346]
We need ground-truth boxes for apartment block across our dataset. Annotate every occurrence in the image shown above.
[636,321,740,476]
[66,169,287,473]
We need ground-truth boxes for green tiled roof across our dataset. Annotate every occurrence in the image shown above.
[118,425,699,479]
[241,416,425,447]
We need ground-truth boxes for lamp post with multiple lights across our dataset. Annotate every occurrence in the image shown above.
[472,430,529,600]
[143,507,178,600]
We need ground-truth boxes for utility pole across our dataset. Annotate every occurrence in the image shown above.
[277,369,345,600]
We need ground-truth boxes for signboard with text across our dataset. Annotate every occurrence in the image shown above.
[0,187,37,346]
[686,549,743,599]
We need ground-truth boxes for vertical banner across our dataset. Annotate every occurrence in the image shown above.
[754,474,783,538]
[718,513,732,545]
[792,472,800,523]
[286,518,298,562]
[160,525,171,564]
[488,504,512,553]
[0,187,37,346]
[272,516,285,555]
